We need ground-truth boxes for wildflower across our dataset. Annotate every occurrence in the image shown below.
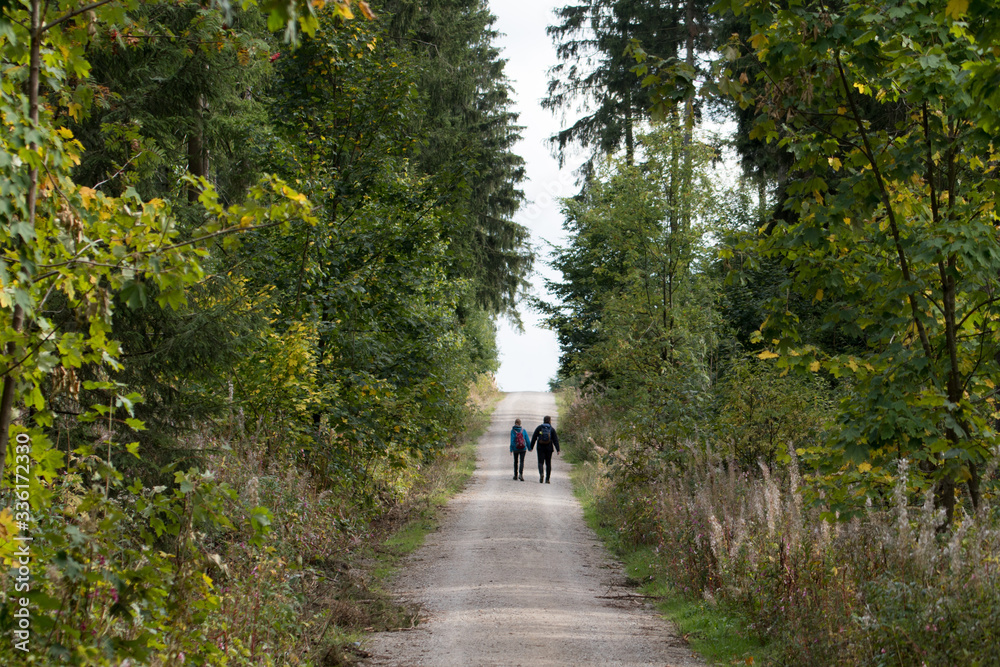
[708,514,725,561]
[944,513,965,564]
[916,488,943,570]
[759,461,781,537]
[894,459,911,547]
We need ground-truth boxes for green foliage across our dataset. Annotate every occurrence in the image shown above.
[547,122,722,450]
[548,0,1000,663]
[716,358,835,470]
[709,0,1000,521]
[383,0,532,318]
[226,4,520,502]
[69,1,277,202]
[857,575,1000,667]
[565,385,1000,665]
[3,0,521,663]
[1,417,274,665]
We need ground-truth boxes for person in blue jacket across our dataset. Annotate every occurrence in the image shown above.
[529,415,560,483]
[510,418,530,481]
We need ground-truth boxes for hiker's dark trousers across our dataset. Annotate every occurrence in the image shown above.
[513,450,525,476]
[536,446,554,481]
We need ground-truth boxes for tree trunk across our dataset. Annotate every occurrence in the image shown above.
[684,0,695,139]
[0,0,42,480]
[758,173,768,225]
[968,461,981,512]
[187,94,208,202]
[624,86,634,166]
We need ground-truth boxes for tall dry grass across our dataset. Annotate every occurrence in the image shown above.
[564,389,1000,666]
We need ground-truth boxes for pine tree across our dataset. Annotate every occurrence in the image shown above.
[383,0,532,317]
[543,0,710,170]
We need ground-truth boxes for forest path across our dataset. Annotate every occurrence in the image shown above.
[363,392,703,666]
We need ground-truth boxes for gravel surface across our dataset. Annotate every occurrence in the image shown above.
[364,391,704,667]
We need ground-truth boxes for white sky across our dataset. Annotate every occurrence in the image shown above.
[490,0,584,392]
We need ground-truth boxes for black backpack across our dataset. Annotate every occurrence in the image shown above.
[538,424,552,445]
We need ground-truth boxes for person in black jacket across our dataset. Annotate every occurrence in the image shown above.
[529,415,560,483]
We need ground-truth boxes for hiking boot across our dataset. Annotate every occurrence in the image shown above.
[545,479,551,484]
[540,476,544,483]
[513,475,518,480]
[519,475,524,481]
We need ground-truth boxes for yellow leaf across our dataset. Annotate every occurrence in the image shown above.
[814,288,824,302]
[0,508,20,566]
[946,0,969,19]
[809,360,821,372]
[758,350,779,360]
[67,103,82,120]
[749,32,768,50]
[56,127,74,139]
[827,157,842,171]
[858,462,872,473]
[334,1,354,18]
[79,186,97,207]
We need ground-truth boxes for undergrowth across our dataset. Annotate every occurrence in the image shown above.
[562,393,770,666]
[0,375,499,666]
[206,373,498,666]
[560,388,1000,667]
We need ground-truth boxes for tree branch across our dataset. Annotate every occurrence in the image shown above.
[834,49,935,365]
[41,0,115,33]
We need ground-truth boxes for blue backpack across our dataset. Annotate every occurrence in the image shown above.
[538,424,552,445]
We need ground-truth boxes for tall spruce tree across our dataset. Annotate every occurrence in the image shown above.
[383,0,532,317]
[544,0,711,170]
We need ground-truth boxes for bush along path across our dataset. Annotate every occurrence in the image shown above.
[560,389,1000,666]
[363,391,702,667]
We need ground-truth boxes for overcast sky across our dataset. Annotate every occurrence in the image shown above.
[489,0,583,392]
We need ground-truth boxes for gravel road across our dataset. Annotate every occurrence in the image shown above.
[364,391,703,667]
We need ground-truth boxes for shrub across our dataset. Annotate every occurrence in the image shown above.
[563,389,1000,665]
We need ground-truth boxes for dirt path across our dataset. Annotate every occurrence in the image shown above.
[364,392,703,667]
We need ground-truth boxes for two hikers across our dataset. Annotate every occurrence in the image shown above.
[510,416,560,484]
